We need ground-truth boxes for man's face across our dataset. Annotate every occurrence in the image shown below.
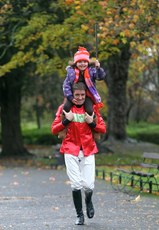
[73,89,86,105]
[76,60,88,71]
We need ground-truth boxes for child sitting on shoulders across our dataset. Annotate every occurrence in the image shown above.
[63,46,106,116]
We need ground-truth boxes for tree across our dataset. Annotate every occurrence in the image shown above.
[0,0,159,157]
[0,69,29,156]
[0,0,67,156]
[57,0,159,140]
[0,1,31,157]
[28,0,157,140]
[99,0,159,139]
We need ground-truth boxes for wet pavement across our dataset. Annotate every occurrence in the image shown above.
[0,167,158,230]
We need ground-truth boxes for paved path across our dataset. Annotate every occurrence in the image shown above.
[0,167,158,230]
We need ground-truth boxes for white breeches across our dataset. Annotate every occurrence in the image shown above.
[64,151,95,191]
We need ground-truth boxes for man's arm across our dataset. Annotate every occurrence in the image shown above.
[51,105,66,135]
[63,67,74,102]
[51,106,74,135]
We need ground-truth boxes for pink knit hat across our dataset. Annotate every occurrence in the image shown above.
[74,46,90,63]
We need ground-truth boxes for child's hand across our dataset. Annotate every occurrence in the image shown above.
[95,60,100,68]
[72,98,78,105]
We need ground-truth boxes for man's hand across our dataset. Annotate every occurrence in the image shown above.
[85,112,94,124]
[63,110,74,121]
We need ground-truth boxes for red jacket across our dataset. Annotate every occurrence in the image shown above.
[51,104,106,156]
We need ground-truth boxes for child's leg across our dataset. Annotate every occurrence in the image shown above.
[84,97,93,115]
[84,97,100,140]
[63,99,73,112]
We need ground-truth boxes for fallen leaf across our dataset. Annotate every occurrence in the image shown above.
[11,181,19,186]
[130,195,141,204]
[65,180,71,185]
[52,206,59,211]
[49,176,56,182]
[21,171,29,176]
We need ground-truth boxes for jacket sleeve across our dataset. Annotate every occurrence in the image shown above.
[63,67,74,102]
[90,67,106,81]
[51,105,66,135]
[93,108,106,134]
[96,67,106,80]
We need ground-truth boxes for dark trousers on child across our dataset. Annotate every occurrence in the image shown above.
[63,97,93,115]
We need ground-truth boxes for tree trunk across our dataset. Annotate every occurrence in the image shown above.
[0,72,28,157]
[105,46,131,140]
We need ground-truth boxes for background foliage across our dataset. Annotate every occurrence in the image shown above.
[0,0,159,156]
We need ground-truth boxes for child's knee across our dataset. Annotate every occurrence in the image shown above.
[85,107,93,116]
[63,101,72,112]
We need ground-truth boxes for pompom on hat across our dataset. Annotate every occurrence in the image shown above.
[74,46,90,63]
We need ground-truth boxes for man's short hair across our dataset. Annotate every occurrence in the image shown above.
[72,82,86,92]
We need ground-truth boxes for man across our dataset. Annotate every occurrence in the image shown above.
[51,82,106,225]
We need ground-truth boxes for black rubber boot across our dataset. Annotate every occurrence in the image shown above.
[72,190,84,225]
[85,189,94,218]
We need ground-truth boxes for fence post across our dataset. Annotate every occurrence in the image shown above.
[140,179,143,191]
[131,176,134,187]
[119,174,122,184]
[149,181,152,193]
[110,172,113,184]
[102,170,105,180]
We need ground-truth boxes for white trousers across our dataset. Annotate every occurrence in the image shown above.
[64,151,95,191]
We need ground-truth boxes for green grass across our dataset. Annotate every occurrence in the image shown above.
[95,164,159,196]
[95,153,140,166]
[20,121,159,146]
[127,122,159,145]
[110,168,159,194]
[21,121,159,170]
[21,122,59,145]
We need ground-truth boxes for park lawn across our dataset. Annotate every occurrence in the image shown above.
[21,121,159,167]
[21,122,59,145]
[20,121,159,145]
[127,122,159,145]
[95,165,159,196]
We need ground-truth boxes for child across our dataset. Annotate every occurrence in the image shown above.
[63,46,106,116]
